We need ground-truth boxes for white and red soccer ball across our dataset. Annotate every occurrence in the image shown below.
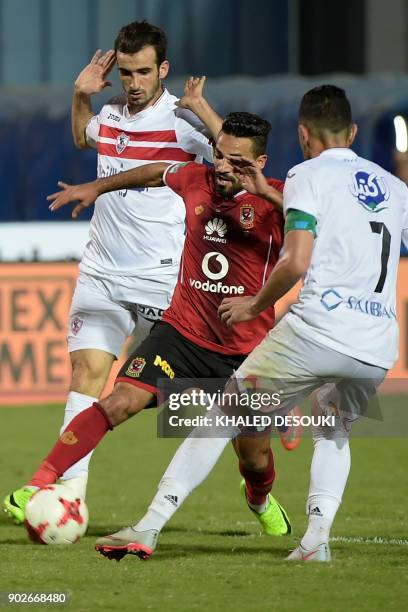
[24,485,89,545]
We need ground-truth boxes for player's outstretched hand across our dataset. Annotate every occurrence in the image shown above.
[47,181,99,219]
[228,155,273,198]
[74,49,115,95]
[218,296,259,328]
[176,76,206,111]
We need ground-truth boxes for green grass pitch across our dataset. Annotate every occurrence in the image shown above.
[1,403,407,611]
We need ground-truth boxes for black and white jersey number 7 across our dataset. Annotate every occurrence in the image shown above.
[370,221,391,293]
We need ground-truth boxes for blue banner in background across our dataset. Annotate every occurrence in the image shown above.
[0,0,289,85]
[0,75,407,226]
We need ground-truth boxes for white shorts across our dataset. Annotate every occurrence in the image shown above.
[67,272,175,357]
[233,317,387,431]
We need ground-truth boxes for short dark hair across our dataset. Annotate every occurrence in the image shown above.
[221,112,271,157]
[299,85,352,134]
[114,20,167,66]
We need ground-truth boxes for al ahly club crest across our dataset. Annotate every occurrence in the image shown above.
[240,204,255,229]
[126,357,146,378]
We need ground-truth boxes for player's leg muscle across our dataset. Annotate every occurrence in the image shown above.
[70,348,115,397]
[232,435,271,471]
[99,382,153,427]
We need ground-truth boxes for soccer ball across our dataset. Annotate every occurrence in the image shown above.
[24,485,89,545]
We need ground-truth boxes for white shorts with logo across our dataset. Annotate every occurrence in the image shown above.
[233,316,387,432]
[67,271,176,357]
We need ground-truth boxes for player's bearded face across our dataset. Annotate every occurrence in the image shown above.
[117,46,169,113]
[214,168,240,199]
[213,133,254,199]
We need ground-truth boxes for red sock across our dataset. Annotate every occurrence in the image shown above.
[28,403,112,488]
[239,448,276,506]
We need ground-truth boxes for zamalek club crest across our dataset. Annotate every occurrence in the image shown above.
[116,132,130,154]
[71,317,83,336]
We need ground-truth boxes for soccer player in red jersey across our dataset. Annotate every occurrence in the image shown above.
[24,113,292,556]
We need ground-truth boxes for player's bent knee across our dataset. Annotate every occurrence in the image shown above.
[70,349,114,396]
[101,382,153,426]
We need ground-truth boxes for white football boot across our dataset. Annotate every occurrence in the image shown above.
[286,542,331,562]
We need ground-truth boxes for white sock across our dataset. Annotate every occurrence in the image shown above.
[133,414,239,532]
[61,474,89,500]
[301,498,338,549]
[248,500,268,514]
[301,434,350,550]
[59,391,98,492]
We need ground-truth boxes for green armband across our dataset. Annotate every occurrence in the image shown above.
[284,209,317,237]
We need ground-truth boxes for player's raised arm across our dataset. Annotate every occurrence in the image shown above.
[47,162,170,218]
[176,76,222,140]
[71,49,116,149]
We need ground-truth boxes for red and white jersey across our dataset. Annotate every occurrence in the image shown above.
[162,162,284,355]
[80,89,212,288]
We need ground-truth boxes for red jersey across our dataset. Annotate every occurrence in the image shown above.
[162,162,284,355]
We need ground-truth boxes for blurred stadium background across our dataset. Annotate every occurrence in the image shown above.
[1,0,408,399]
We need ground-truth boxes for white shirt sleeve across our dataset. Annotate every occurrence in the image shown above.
[85,114,100,149]
[174,107,213,163]
[283,164,318,218]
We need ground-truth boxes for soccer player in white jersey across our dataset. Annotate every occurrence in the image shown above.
[3,21,213,523]
[92,85,407,562]
[220,84,408,560]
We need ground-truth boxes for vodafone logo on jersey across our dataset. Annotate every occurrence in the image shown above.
[189,252,245,295]
[202,252,229,280]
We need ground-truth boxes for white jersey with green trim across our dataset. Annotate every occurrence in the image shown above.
[283,147,408,369]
